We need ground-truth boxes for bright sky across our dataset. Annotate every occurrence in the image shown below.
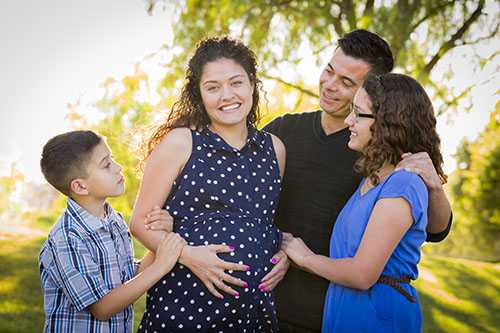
[0,0,497,183]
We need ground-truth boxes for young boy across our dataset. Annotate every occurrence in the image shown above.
[38,130,185,332]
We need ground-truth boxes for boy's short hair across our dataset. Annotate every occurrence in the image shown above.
[338,29,394,75]
[40,130,103,196]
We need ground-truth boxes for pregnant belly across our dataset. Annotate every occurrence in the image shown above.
[175,212,281,287]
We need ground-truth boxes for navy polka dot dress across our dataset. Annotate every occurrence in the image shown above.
[138,126,282,333]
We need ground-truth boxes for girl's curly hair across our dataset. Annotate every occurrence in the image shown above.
[140,36,262,165]
[355,73,447,186]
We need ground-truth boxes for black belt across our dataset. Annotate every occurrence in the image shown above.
[377,275,416,303]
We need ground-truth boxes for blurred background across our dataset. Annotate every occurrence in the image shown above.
[0,0,498,332]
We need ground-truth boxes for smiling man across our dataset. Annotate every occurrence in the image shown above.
[263,29,453,332]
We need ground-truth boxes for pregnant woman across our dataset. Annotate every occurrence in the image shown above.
[130,36,285,332]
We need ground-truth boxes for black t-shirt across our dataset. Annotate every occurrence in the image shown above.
[264,111,362,331]
[264,110,452,331]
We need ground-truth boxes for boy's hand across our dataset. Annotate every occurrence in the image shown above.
[153,233,186,275]
[144,206,173,232]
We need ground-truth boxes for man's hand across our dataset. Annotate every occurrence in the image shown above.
[259,250,290,292]
[144,206,173,232]
[396,152,443,190]
[178,244,250,299]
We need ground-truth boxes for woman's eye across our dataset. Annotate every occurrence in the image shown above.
[207,86,218,92]
[232,81,243,86]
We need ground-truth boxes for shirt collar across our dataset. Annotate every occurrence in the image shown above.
[201,125,265,153]
[66,198,124,233]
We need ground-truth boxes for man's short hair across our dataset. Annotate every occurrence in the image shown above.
[338,29,394,75]
[40,130,102,196]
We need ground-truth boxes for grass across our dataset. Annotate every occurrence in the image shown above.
[0,220,498,332]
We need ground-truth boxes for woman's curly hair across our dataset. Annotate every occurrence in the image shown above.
[355,73,447,186]
[140,36,262,165]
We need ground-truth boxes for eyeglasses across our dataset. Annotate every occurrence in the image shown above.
[349,103,375,121]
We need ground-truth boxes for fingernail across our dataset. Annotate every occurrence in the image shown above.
[270,257,279,264]
[228,245,235,251]
[234,292,240,297]
[243,282,248,288]
[260,285,267,292]
[245,265,251,271]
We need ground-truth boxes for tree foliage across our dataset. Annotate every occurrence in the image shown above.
[428,106,500,261]
[148,0,498,115]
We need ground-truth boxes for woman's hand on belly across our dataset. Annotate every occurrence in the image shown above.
[259,250,290,292]
[179,244,251,299]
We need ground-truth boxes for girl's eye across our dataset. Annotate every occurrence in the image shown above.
[105,163,111,169]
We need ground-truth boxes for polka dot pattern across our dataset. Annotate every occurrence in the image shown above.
[138,126,281,332]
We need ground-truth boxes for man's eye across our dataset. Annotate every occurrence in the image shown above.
[343,80,353,87]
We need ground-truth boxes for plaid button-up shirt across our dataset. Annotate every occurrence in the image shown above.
[39,199,137,333]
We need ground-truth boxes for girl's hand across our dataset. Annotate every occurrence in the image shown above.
[153,233,186,275]
[282,232,315,268]
[144,206,173,232]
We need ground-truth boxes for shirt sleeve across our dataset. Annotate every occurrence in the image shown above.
[262,116,283,138]
[378,171,429,228]
[49,233,111,312]
[426,211,453,242]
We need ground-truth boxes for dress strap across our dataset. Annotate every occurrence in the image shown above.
[377,275,416,303]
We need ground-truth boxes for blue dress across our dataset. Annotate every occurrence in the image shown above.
[138,126,282,333]
[322,170,428,333]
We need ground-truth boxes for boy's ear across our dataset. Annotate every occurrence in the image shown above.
[70,178,89,196]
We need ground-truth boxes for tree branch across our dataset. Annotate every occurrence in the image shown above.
[409,0,456,33]
[421,0,485,78]
[363,0,375,17]
[261,73,319,98]
[463,22,500,45]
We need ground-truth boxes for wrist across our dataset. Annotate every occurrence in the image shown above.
[299,253,314,269]
[147,261,168,279]
[178,245,193,266]
[428,182,445,193]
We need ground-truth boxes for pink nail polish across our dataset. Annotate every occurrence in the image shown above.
[243,282,248,288]
[260,285,267,292]
[228,245,235,251]
[245,265,251,271]
[235,292,240,297]
[270,257,279,264]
